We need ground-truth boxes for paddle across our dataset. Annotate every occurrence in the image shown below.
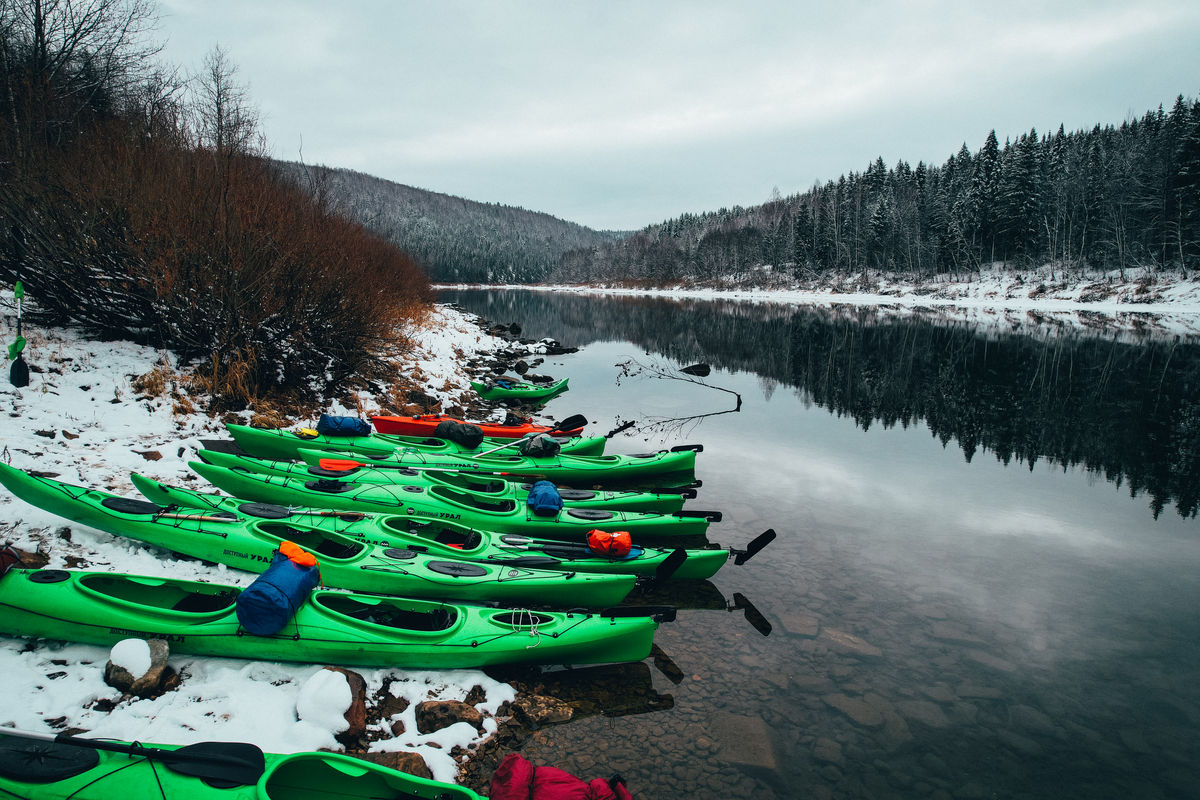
[680,363,711,377]
[0,729,265,788]
[729,529,776,566]
[8,281,28,388]
[474,413,588,457]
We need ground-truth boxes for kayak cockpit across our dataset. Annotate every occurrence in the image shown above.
[250,523,365,562]
[77,574,237,615]
[427,486,515,513]
[315,593,456,633]
[377,517,487,552]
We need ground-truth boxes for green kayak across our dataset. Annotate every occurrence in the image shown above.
[296,445,700,487]
[226,423,605,462]
[471,377,569,402]
[0,464,636,607]
[189,460,717,540]
[131,474,733,580]
[0,566,661,668]
[195,448,692,514]
[0,734,484,799]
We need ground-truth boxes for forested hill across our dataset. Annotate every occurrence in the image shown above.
[271,162,621,283]
[553,96,1200,285]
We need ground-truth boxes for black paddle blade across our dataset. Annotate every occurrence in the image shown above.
[732,592,772,637]
[680,363,711,377]
[654,548,688,583]
[9,355,29,388]
[160,741,266,788]
[552,414,588,434]
[732,529,776,566]
[650,643,685,685]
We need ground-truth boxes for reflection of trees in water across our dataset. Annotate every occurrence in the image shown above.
[443,290,1200,519]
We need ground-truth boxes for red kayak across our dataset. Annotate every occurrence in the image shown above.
[371,414,584,438]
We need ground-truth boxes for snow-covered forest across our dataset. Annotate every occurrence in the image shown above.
[273,162,621,284]
[554,97,1200,286]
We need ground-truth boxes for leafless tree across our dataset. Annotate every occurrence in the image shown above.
[192,44,257,156]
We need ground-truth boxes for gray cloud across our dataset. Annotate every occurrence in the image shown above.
[159,0,1200,230]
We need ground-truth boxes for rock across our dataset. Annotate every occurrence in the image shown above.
[389,719,406,736]
[415,700,484,734]
[962,650,1017,673]
[323,667,368,743]
[134,449,163,461]
[812,737,843,765]
[378,693,410,719]
[920,685,956,704]
[510,695,573,728]
[707,712,777,770]
[819,629,883,659]
[896,700,951,728]
[350,751,433,780]
[513,360,529,375]
[104,639,171,697]
[778,610,820,638]
[1009,704,1054,735]
[822,694,885,728]
[928,621,983,644]
[955,683,1003,699]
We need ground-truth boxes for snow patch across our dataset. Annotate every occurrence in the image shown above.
[109,639,151,677]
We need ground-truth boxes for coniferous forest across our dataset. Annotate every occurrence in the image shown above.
[553,98,1200,285]
[272,162,621,284]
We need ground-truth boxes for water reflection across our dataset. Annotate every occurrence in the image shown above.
[444,289,1200,520]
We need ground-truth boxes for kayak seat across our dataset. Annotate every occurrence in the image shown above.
[433,529,484,550]
[306,466,359,478]
[565,508,615,521]
[321,595,454,631]
[101,496,164,515]
[256,524,365,560]
[172,589,237,613]
[304,479,354,494]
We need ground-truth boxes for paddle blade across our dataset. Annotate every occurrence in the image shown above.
[654,548,688,582]
[650,643,685,685]
[317,458,364,472]
[161,741,266,788]
[551,414,588,434]
[733,592,772,637]
[680,363,711,377]
[733,529,776,566]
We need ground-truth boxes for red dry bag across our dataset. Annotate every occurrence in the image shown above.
[586,530,632,558]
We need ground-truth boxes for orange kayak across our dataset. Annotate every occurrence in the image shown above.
[371,414,584,438]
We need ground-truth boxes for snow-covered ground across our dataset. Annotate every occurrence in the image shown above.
[0,303,513,784]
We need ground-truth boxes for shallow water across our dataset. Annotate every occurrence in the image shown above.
[444,289,1200,799]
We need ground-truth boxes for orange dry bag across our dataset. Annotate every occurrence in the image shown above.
[586,529,632,558]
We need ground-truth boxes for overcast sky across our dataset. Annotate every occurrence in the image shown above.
[157,1,1200,231]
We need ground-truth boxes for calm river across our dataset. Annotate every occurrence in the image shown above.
[443,289,1200,800]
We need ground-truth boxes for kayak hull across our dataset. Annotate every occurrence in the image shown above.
[470,378,569,402]
[0,464,636,608]
[296,446,698,487]
[189,461,712,540]
[226,423,605,462]
[0,738,486,800]
[0,568,658,668]
[196,449,688,514]
[372,414,584,438]
[130,475,729,581]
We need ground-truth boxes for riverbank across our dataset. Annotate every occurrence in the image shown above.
[0,302,567,786]
[439,266,1200,336]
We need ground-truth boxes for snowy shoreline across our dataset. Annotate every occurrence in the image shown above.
[0,303,517,785]
[438,267,1200,336]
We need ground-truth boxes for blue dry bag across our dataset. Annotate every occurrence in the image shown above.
[235,549,321,635]
[526,480,564,517]
[316,414,372,437]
